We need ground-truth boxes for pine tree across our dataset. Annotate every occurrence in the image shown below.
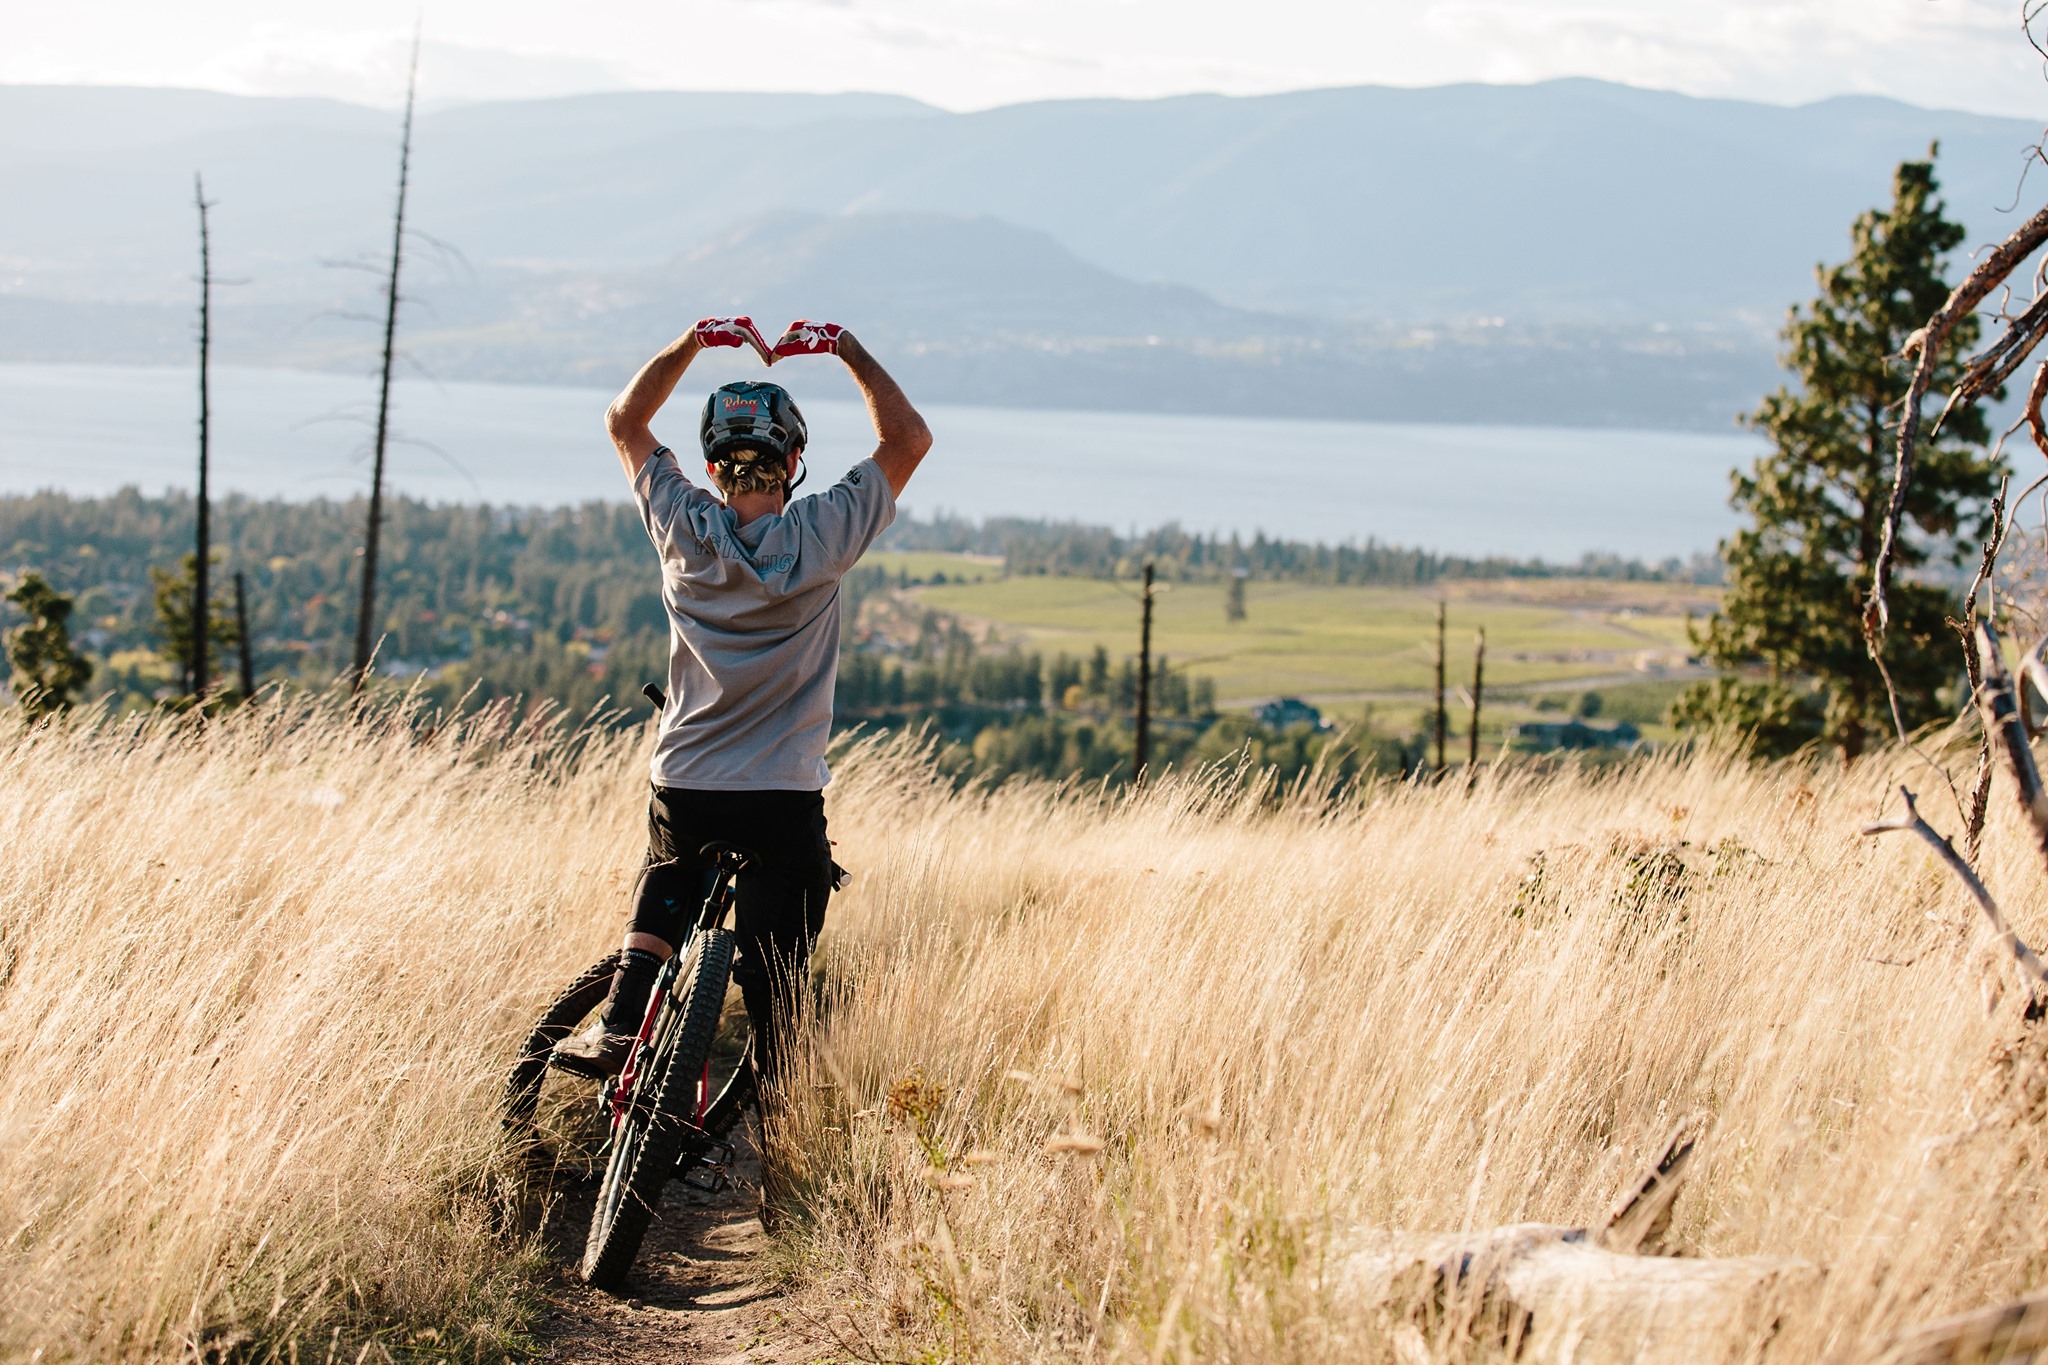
[1225,569,1247,623]
[1673,153,1998,760]
[5,572,92,719]
[151,553,241,696]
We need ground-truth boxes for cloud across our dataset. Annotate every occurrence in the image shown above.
[1419,0,2044,112]
[6,0,2047,118]
[196,30,640,107]
[718,0,1104,73]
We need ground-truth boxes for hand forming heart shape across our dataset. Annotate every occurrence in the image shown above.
[694,316,774,364]
[771,320,846,358]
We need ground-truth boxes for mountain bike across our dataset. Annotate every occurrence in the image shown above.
[504,842,760,1287]
[503,685,760,1289]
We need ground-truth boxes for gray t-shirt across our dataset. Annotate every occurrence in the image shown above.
[632,450,896,790]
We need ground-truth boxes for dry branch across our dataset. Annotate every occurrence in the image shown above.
[1869,200,2048,640]
[2016,633,2048,738]
[1951,289,2048,415]
[1862,785,2048,990]
[1972,624,2048,871]
[1598,1113,1703,1255]
[1954,478,2011,859]
[2028,357,2048,461]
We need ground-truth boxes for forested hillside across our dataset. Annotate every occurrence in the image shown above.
[0,490,1706,779]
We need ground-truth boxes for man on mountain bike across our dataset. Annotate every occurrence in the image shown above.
[552,315,931,1084]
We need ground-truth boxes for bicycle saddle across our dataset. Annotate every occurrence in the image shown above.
[698,840,757,870]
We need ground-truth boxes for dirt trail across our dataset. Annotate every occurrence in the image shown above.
[534,1137,818,1365]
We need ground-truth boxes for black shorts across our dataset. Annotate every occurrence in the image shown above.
[627,787,833,1075]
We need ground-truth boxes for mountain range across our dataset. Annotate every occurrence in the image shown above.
[3,79,2043,428]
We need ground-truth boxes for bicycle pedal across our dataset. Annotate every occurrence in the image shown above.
[679,1141,735,1191]
[681,1162,730,1193]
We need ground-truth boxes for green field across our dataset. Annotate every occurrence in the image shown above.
[900,558,1718,740]
[866,550,1004,584]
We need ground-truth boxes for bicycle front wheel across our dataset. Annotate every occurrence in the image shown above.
[580,926,735,1289]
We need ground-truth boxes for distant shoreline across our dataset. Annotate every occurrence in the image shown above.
[0,360,1755,561]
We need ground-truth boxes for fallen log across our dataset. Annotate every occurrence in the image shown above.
[1333,645,2048,1363]
[1335,1118,1824,1364]
[1339,1221,1819,1365]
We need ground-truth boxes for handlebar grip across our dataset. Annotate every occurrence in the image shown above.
[642,682,667,710]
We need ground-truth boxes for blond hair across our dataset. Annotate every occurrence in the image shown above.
[707,446,789,499]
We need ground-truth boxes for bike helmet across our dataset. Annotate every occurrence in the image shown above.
[700,381,808,464]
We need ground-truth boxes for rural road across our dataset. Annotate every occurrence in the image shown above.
[534,1135,818,1365]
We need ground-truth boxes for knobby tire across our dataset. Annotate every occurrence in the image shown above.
[580,927,735,1289]
[503,954,617,1136]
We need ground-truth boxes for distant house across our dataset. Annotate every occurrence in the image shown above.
[1257,697,1329,731]
[1507,718,1642,752]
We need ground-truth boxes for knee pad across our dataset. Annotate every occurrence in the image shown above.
[628,857,702,947]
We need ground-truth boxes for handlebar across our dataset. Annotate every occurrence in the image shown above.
[642,682,667,710]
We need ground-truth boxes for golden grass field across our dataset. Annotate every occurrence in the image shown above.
[8,698,2048,1361]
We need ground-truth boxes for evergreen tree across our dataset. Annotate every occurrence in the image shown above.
[1225,569,1247,623]
[150,552,240,695]
[1673,154,1997,760]
[5,572,92,718]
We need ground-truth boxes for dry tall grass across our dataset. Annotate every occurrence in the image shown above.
[0,699,633,1360]
[6,700,2048,1361]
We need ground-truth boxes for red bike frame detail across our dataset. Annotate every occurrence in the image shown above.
[609,960,678,1129]
[604,848,745,1131]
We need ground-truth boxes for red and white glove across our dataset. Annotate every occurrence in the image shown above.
[694,316,773,363]
[772,319,846,357]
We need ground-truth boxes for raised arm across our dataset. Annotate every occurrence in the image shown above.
[606,317,772,480]
[773,321,933,496]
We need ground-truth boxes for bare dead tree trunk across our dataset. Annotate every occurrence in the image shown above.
[1434,599,1447,775]
[234,570,254,700]
[1134,561,1154,778]
[352,37,420,689]
[192,173,213,702]
[1467,626,1485,785]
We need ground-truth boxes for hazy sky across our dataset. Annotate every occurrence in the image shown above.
[8,0,2048,117]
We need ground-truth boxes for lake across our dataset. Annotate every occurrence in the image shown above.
[0,362,1757,561]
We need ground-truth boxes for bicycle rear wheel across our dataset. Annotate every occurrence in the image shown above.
[504,954,616,1137]
[580,926,735,1289]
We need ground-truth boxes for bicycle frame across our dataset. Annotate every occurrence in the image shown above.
[604,845,749,1130]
